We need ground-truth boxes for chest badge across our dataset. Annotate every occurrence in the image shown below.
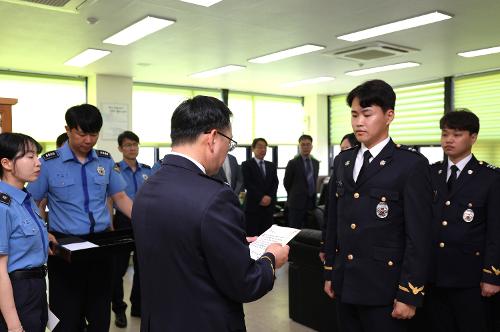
[142,174,149,181]
[380,160,386,166]
[463,209,474,223]
[376,201,389,219]
[345,161,350,166]
[97,166,105,176]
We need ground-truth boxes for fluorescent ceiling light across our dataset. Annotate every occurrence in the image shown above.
[281,76,335,88]
[190,65,245,78]
[179,0,223,6]
[338,11,452,42]
[458,46,500,58]
[103,16,175,46]
[345,62,420,76]
[248,44,325,64]
[64,49,111,67]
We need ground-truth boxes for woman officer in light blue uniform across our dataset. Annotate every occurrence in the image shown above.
[0,133,53,332]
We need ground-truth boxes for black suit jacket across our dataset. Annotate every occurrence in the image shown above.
[324,140,433,307]
[284,155,319,209]
[430,156,500,287]
[241,159,279,212]
[132,154,276,332]
[215,154,244,194]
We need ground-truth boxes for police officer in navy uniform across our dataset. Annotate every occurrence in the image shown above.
[27,104,132,332]
[112,131,151,328]
[425,110,500,332]
[323,80,433,332]
[0,133,54,332]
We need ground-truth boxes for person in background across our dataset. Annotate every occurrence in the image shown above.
[340,133,359,151]
[56,133,68,149]
[111,131,151,328]
[27,104,132,332]
[241,138,279,236]
[284,134,319,229]
[214,154,244,195]
[0,133,54,332]
[425,110,500,332]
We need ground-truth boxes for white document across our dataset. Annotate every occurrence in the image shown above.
[249,225,301,260]
[47,309,59,331]
[61,241,98,251]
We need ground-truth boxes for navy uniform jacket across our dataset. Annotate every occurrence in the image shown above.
[284,155,320,209]
[132,154,276,332]
[430,156,500,287]
[241,159,278,212]
[324,140,433,307]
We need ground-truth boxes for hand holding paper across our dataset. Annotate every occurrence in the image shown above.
[249,225,300,260]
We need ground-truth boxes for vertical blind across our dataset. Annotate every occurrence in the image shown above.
[454,71,500,166]
[329,80,444,146]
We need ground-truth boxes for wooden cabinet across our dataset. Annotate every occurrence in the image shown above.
[0,97,17,133]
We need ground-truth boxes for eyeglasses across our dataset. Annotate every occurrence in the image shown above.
[122,142,139,149]
[205,130,238,151]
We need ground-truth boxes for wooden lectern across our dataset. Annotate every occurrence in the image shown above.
[0,97,17,133]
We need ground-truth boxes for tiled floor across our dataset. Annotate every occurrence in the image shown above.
[109,263,315,332]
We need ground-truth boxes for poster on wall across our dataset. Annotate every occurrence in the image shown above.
[101,103,129,140]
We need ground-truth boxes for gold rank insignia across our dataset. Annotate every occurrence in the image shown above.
[492,266,500,276]
[408,282,424,295]
[97,166,105,176]
[323,266,333,271]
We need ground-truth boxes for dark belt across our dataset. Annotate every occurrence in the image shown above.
[9,266,47,280]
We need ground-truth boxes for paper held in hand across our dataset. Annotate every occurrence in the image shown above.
[249,225,301,260]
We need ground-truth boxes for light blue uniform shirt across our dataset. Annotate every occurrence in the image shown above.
[0,181,49,273]
[151,159,162,175]
[27,143,127,235]
[116,160,152,201]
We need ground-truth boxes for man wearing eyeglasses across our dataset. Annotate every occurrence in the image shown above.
[132,95,289,332]
[111,130,152,328]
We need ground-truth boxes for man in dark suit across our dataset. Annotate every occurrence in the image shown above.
[132,96,289,332]
[241,138,279,236]
[426,110,500,332]
[323,80,433,332]
[284,134,320,229]
[215,153,244,195]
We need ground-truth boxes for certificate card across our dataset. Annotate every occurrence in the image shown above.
[61,241,98,251]
[249,225,301,260]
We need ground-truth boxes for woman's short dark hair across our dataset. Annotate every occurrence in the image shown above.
[252,138,268,149]
[65,104,103,133]
[439,109,480,134]
[0,132,42,177]
[56,132,68,148]
[347,79,396,112]
[340,133,359,147]
[171,96,232,146]
[118,131,140,146]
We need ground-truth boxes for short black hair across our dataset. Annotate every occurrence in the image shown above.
[171,95,232,146]
[340,133,359,147]
[65,104,103,133]
[56,132,68,148]
[252,138,268,149]
[0,132,42,178]
[440,109,480,134]
[299,134,313,143]
[346,79,396,112]
[118,131,140,147]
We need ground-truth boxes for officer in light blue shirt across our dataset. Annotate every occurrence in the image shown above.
[111,131,151,328]
[26,104,133,332]
[0,133,50,332]
[151,158,162,174]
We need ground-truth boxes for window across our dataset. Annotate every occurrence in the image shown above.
[0,71,86,145]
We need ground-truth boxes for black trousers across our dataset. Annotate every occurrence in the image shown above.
[48,253,113,332]
[111,211,141,315]
[425,286,493,332]
[245,208,274,236]
[337,301,408,332]
[0,277,47,332]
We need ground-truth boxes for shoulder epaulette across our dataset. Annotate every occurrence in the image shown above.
[0,192,11,206]
[42,150,59,161]
[478,160,500,172]
[199,173,224,185]
[141,163,151,169]
[96,150,111,158]
[338,145,358,154]
[395,144,423,156]
[432,160,443,166]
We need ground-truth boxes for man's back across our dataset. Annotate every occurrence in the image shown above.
[133,154,275,332]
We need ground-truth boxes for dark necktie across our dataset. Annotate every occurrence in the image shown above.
[259,160,266,178]
[356,150,372,182]
[305,158,315,196]
[447,165,459,191]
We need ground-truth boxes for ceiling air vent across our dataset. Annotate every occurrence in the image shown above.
[325,42,418,62]
[0,0,96,12]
